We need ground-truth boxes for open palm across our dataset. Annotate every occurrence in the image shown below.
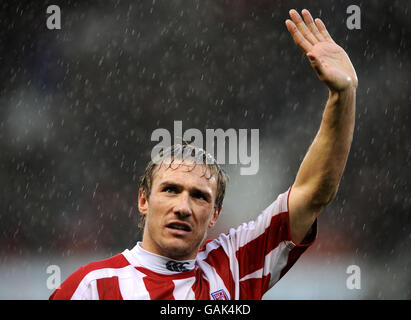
[285,9,358,91]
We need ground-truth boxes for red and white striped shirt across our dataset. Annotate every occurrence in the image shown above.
[49,187,316,300]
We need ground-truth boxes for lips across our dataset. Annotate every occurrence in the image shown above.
[166,221,192,233]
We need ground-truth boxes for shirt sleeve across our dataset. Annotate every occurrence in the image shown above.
[217,186,317,299]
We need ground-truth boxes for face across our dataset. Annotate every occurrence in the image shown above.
[138,160,221,260]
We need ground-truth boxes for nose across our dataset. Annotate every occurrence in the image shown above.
[173,192,192,218]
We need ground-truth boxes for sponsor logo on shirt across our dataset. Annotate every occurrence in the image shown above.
[166,261,189,272]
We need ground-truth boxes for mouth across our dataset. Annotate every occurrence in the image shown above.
[166,221,192,235]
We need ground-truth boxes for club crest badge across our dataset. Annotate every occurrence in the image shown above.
[211,289,229,300]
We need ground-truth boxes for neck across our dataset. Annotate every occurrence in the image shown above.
[131,242,196,274]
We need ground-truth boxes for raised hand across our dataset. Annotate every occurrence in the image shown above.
[285,9,358,91]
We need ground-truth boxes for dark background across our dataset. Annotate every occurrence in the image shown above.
[0,0,410,298]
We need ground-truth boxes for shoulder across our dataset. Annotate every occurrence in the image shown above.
[49,253,130,300]
[74,253,132,282]
[82,253,131,273]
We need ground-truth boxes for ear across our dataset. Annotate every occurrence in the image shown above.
[208,207,222,228]
[138,189,149,215]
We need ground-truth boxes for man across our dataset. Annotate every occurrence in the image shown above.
[49,9,357,300]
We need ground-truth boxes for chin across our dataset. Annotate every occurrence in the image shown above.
[162,238,197,260]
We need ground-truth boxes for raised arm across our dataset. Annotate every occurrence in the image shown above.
[285,9,358,244]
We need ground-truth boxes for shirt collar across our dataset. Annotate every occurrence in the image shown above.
[127,242,196,274]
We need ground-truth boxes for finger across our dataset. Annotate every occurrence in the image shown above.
[289,9,318,46]
[285,19,313,53]
[301,9,325,42]
[314,18,335,43]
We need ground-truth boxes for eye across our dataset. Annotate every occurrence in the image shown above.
[163,186,178,194]
[192,191,208,201]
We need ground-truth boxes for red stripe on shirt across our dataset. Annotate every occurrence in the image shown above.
[239,274,271,300]
[142,275,175,300]
[97,276,123,300]
[203,246,235,299]
[49,253,130,300]
[136,266,196,300]
[191,267,211,300]
[236,211,289,280]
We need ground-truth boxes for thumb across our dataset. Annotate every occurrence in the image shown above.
[306,52,326,77]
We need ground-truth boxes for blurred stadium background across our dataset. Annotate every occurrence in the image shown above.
[0,0,410,299]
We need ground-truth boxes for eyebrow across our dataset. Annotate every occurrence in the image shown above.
[158,181,213,202]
